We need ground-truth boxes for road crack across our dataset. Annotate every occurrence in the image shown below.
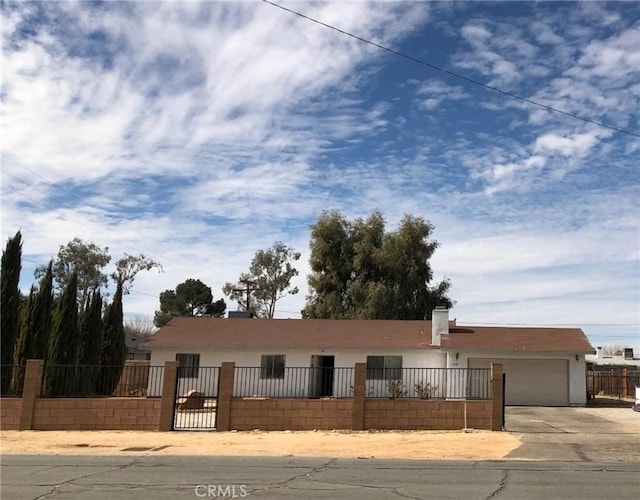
[33,457,142,499]
[485,469,508,500]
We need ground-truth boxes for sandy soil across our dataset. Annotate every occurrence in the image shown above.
[0,429,521,460]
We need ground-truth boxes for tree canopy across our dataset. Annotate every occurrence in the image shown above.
[35,239,161,312]
[154,278,226,327]
[302,211,453,320]
[1,231,22,394]
[223,241,301,318]
[35,238,111,313]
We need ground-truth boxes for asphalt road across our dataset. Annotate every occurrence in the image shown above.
[1,455,639,500]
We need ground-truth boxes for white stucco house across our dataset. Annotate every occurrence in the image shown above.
[143,308,594,406]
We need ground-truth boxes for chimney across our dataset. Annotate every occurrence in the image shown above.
[432,306,449,346]
[596,346,604,359]
[624,348,634,360]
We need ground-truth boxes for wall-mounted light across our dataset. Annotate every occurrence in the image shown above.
[455,352,459,360]
[575,354,579,362]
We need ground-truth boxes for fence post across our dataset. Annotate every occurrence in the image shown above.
[351,363,366,430]
[622,368,628,398]
[490,363,504,431]
[216,362,235,431]
[158,361,179,431]
[19,359,44,430]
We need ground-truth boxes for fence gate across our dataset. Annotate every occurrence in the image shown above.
[173,366,220,430]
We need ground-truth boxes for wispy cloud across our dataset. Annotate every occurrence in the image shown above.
[1,1,638,349]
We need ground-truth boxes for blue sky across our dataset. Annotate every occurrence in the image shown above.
[1,1,638,351]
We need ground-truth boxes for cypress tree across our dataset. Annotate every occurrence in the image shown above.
[12,286,35,394]
[96,281,126,395]
[77,289,103,395]
[44,272,79,396]
[1,231,22,394]
[32,261,54,360]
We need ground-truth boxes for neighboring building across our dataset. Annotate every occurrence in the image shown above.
[586,346,640,372]
[125,334,151,361]
[143,308,594,406]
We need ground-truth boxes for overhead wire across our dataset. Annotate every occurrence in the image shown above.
[262,0,640,139]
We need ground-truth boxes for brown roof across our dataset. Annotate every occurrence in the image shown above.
[440,326,594,354]
[144,317,594,353]
[144,317,435,350]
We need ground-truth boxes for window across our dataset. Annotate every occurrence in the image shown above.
[261,355,285,379]
[367,355,402,380]
[176,353,200,378]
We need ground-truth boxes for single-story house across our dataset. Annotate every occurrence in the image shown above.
[143,308,595,406]
[586,347,640,372]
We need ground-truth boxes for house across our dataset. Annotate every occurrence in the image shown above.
[143,308,594,406]
[586,346,640,372]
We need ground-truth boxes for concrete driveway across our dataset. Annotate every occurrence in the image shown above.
[505,406,640,462]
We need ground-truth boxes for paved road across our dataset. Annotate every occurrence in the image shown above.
[2,455,639,500]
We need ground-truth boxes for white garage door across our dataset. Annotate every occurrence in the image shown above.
[468,358,569,406]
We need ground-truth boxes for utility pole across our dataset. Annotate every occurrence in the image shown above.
[233,278,259,314]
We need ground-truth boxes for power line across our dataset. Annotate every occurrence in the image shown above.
[262,0,640,139]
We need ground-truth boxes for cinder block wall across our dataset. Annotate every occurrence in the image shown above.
[229,399,353,431]
[31,398,161,430]
[363,400,491,430]
[0,398,23,430]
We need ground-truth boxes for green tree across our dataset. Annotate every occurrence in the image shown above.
[12,286,36,393]
[111,253,163,294]
[96,281,126,395]
[77,289,103,395]
[223,242,301,318]
[14,261,54,365]
[1,231,22,394]
[154,279,226,327]
[35,238,111,313]
[303,211,453,320]
[43,271,79,396]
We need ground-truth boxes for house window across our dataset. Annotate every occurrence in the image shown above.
[367,355,402,380]
[176,353,200,378]
[261,355,285,379]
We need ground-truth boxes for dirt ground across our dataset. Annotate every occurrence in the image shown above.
[0,429,521,460]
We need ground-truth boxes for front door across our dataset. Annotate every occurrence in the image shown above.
[309,355,335,398]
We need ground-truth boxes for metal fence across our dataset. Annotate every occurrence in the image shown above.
[231,367,491,400]
[0,365,26,397]
[366,368,491,400]
[587,370,640,401]
[40,364,164,397]
[233,367,355,398]
[174,366,220,430]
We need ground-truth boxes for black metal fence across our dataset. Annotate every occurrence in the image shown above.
[174,366,220,430]
[0,365,26,397]
[366,367,491,400]
[230,367,491,400]
[233,367,355,398]
[40,364,164,397]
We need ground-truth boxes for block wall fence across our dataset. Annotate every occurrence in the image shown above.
[0,360,504,432]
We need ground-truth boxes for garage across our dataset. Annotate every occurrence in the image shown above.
[469,358,569,406]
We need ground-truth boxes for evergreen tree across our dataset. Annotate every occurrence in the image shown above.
[32,261,54,360]
[12,286,36,393]
[13,262,54,365]
[77,289,103,395]
[43,272,79,396]
[14,286,36,365]
[1,231,22,394]
[96,281,126,395]
[303,211,453,320]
